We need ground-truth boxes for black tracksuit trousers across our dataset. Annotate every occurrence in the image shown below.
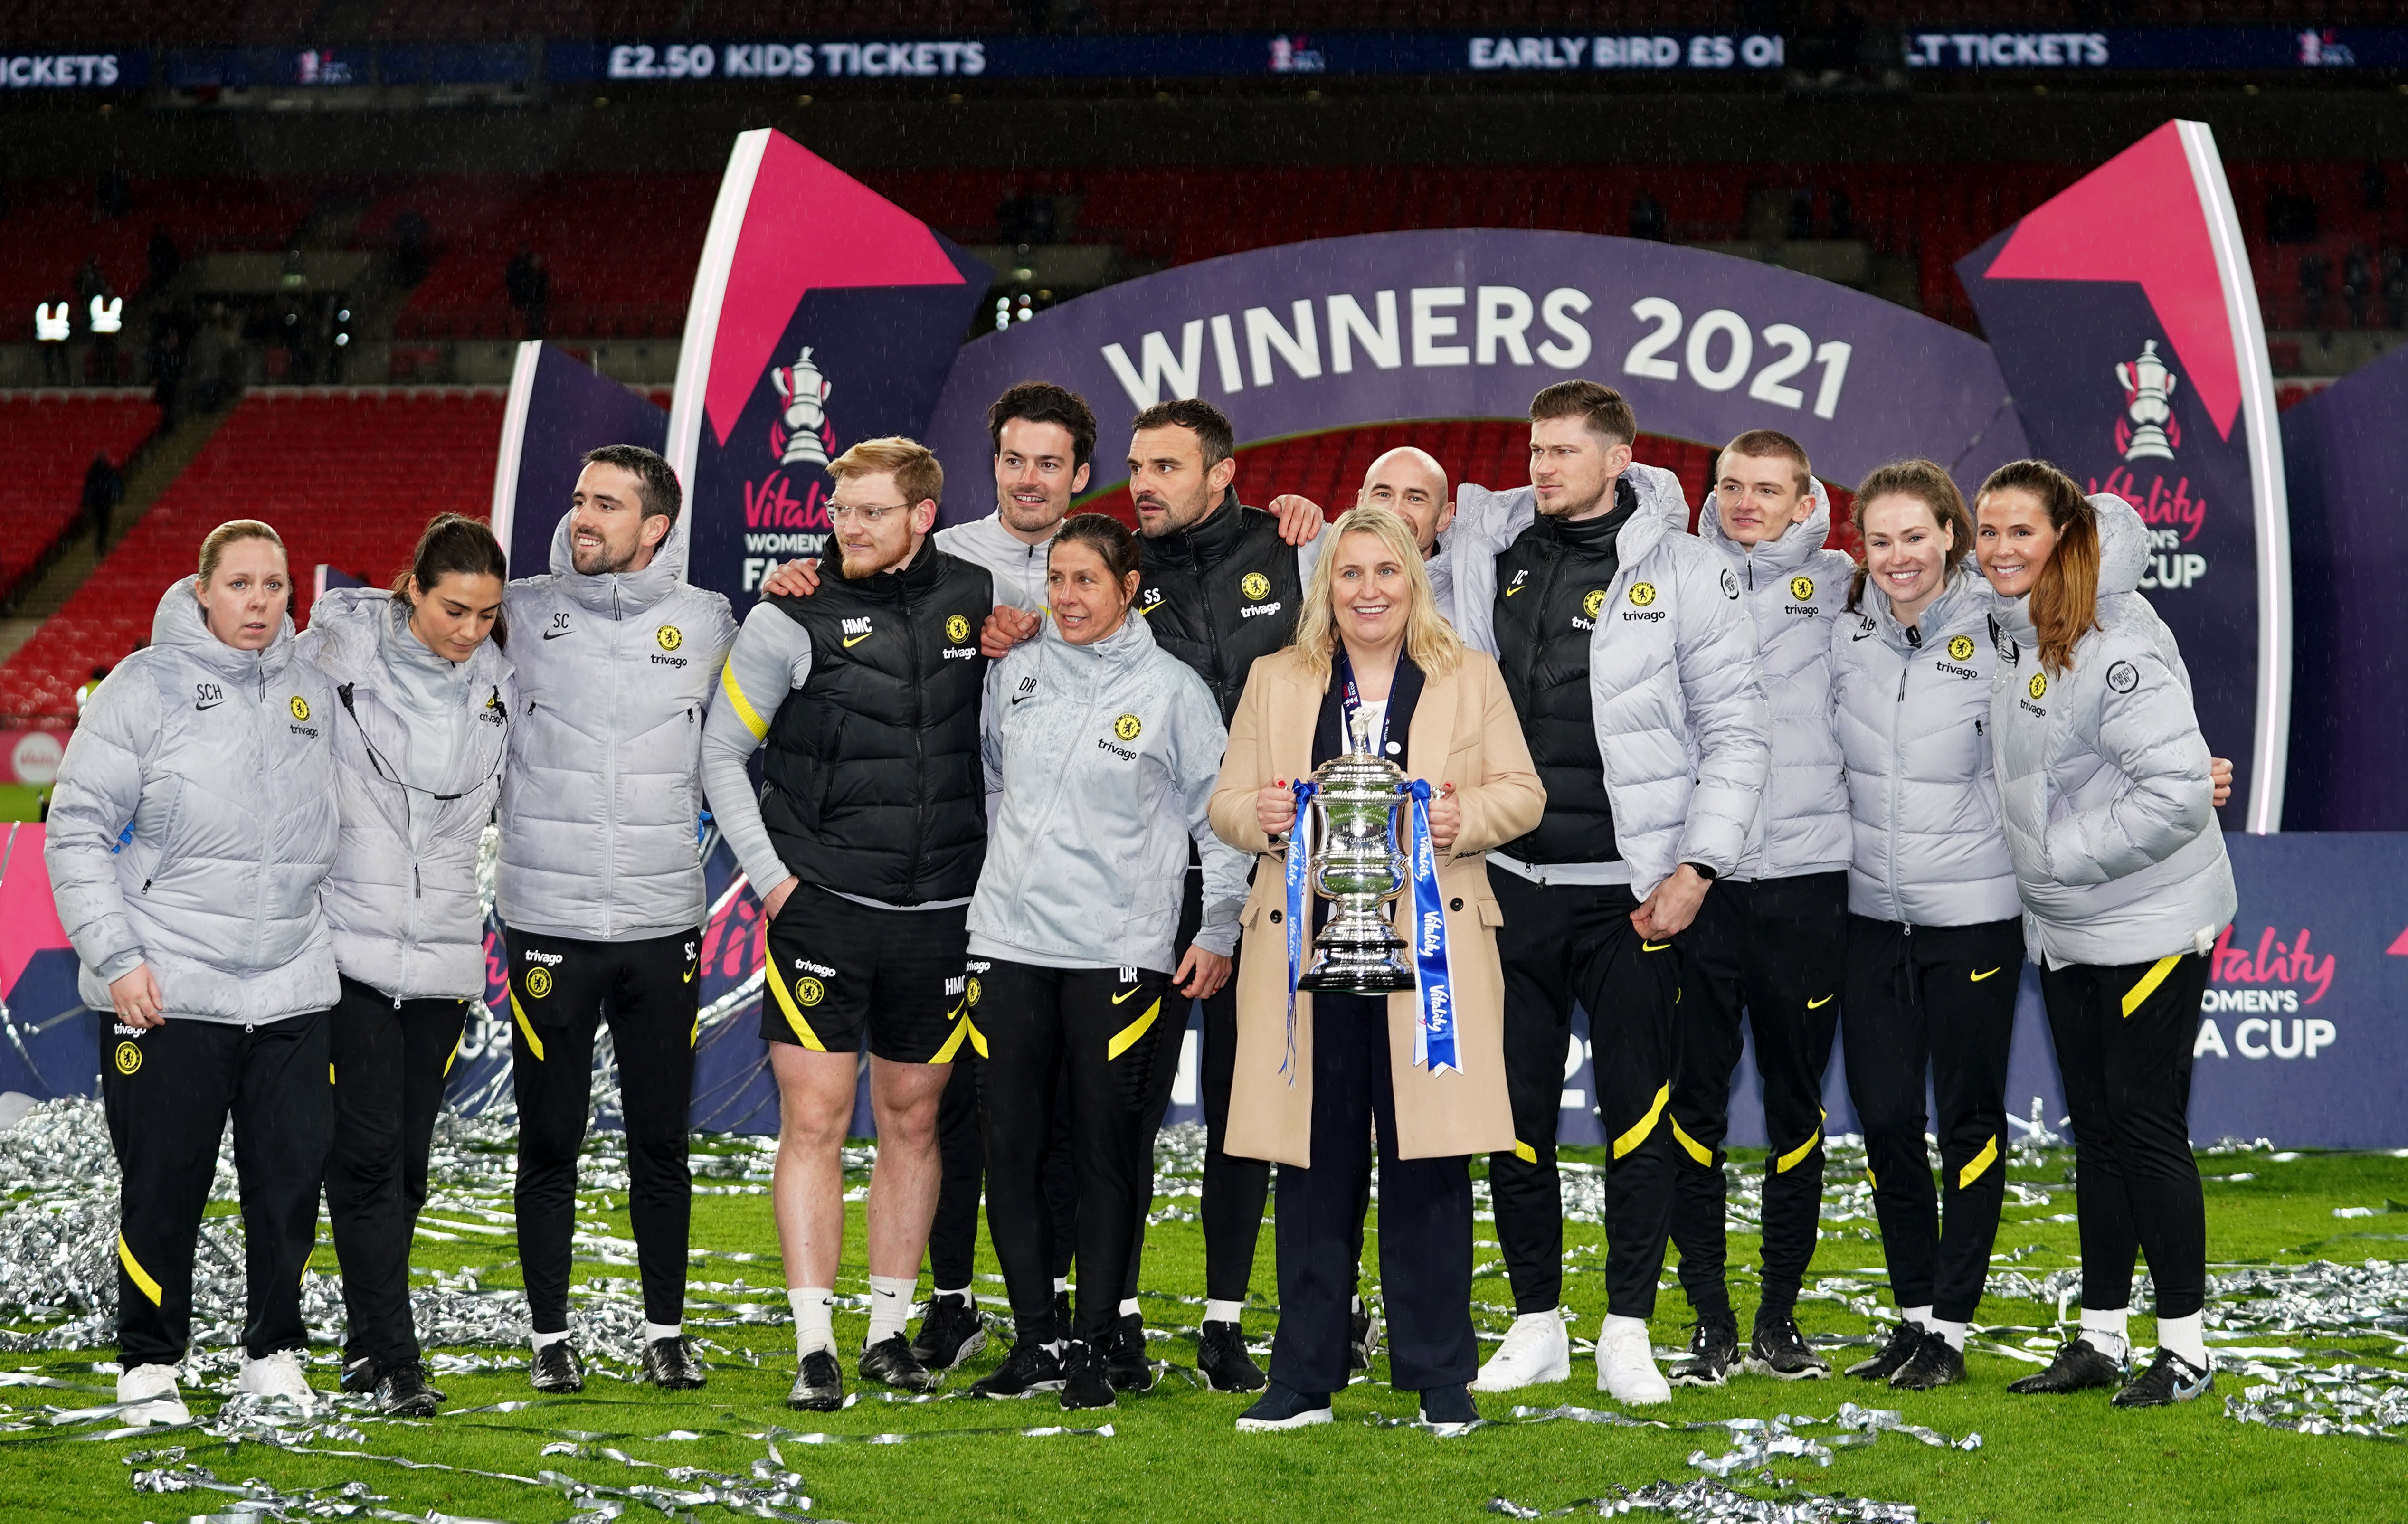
[1490,873,1681,1320]
[1840,915,2023,1324]
[506,927,698,1332]
[2039,953,2212,1322]
[926,1053,1076,1290]
[326,975,468,1368]
[1269,993,1477,1396]
[1668,871,1846,1326]
[100,1007,332,1367]
[978,961,1172,1344]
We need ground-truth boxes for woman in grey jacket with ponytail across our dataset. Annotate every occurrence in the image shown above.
[47,520,340,1426]
[1977,461,2237,1410]
[296,514,513,1417]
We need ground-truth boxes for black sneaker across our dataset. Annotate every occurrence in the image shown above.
[340,1354,380,1395]
[1844,1320,1925,1381]
[1107,1312,1155,1392]
[787,1348,844,1411]
[1059,1340,1117,1411]
[910,1294,988,1373]
[642,1334,706,1390]
[1747,1315,1832,1380]
[970,1340,1066,1398]
[374,1362,439,1417]
[1197,1319,1268,1393]
[1668,1316,1738,1387]
[1235,1380,1332,1432]
[1349,1300,1382,1373]
[1418,1382,1479,1433]
[2008,1338,2125,1395]
[530,1341,584,1394]
[2111,1347,2213,1408]
[860,1333,936,1393]
[1888,1329,1966,1391]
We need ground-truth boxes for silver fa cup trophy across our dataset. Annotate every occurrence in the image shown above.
[2115,339,2179,462]
[1296,707,1416,993]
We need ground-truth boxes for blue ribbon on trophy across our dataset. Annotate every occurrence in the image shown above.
[1281,776,1318,1084]
[1403,777,1460,1075]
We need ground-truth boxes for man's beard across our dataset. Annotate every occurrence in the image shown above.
[1135,490,1209,538]
[840,542,902,577]
[571,539,638,576]
[1533,479,1610,519]
[999,495,1062,535]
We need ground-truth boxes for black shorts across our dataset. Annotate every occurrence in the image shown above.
[759,885,975,1064]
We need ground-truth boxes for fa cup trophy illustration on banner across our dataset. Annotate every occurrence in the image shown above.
[771,345,833,469]
[2114,338,2180,463]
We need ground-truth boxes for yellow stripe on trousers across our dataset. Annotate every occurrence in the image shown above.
[1670,1117,1714,1166]
[119,1234,163,1306]
[2122,955,2182,1017]
[1774,1128,1824,1174]
[510,992,545,1062]
[1957,1134,2000,1190]
[1613,1083,1671,1159]
[1107,998,1163,1061]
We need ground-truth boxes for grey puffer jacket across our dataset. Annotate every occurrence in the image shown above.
[1451,464,1771,895]
[1990,494,2236,967]
[968,611,1248,973]
[1696,480,1853,882]
[498,516,736,941]
[297,587,513,1000]
[46,579,340,1023]
[1830,567,2020,927]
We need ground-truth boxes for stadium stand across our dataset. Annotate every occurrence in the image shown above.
[0,388,503,722]
[0,392,161,602]
[0,177,323,338]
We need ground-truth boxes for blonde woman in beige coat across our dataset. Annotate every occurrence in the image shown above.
[1209,505,1544,1434]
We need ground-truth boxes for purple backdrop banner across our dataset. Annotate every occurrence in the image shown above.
[926,227,2028,518]
[488,340,669,577]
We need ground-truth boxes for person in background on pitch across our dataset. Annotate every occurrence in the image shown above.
[701,438,994,1412]
[758,380,1096,1374]
[982,397,1327,1395]
[1663,431,1855,1389]
[1979,461,2236,1410]
[966,513,1245,1410]
[1213,505,1542,1433]
[499,445,736,1396]
[299,514,512,1418]
[47,519,340,1425]
[1442,383,1767,1405]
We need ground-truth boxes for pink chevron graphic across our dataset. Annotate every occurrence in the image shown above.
[702,134,967,448]
[0,824,69,995]
[1980,122,2241,442]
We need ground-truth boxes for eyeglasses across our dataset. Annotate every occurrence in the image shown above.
[828,502,910,526]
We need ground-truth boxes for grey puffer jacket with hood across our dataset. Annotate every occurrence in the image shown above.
[1451,464,1771,896]
[968,610,1248,973]
[296,587,514,1000]
[46,578,340,1023]
[498,516,736,942]
[1830,566,2021,926]
[1696,479,1853,882]
[1990,494,2236,967]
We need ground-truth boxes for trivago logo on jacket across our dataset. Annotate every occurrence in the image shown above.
[2195,925,2337,1062]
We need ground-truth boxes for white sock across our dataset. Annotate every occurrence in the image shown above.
[2157,1312,2209,1369]
[1929,1318,1967,1352]
[1351,1294,1365,1315]
[932,1285,971,1306]
[1601,1313,1648,1341]
[531,1328,571,1352]
[866,1276,916,1347]
[1204,1298,1244,1327]
[2078,1306,2130,1359]
[1900,1304,1934,1330]
[643,1321,683,1345]
[790,1287,836,1358]
[1118,1297,1140,1318]
[1053,1276,1071,1295]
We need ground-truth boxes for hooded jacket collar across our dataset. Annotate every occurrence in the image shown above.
[1045,601,1157,665]
[1987,492,2152,648]
[1529,473,1656,557]
[1697,476,1832,577]
[1151,486,1251,568]
[1867,563,1994,653]
[548,511,686,618]
[831,531,950,604]
[154,575,296,689]
[304,584,502,702]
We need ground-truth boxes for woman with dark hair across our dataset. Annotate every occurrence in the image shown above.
[1210,505,1543,1435]
[963,512,1251,1411]
[296,512,513,1416]
[47,519,340,1425]
[1977,461,2236,1409]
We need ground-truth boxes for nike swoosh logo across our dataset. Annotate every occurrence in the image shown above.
[1504,584,1526,596]
[1807,994,1835,1009]
[1641,941,1670,953]
[1012,693,1035,705]
[843,632,872,648]
[542,629,569,640]
[1852,630,1875,641]
[683,967,696,984]
[1970,967,2002,982]
[194,699,223,710]
[1111,985,1143,1003]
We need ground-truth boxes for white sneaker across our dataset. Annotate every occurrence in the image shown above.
[1472,1309,1571,1392]
[1596,1318,1672,1405]
[115,1363,190,1426]
[238,1349,316,1402]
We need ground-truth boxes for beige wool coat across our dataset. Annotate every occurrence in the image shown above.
[1209,644,1544,1166]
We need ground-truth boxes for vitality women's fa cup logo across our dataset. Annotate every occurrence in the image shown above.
[2114,339,2180,463]
[769,345,833,469]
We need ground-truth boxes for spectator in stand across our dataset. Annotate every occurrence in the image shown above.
[150,322,186,426]
[76,666,111,715]
[75,256,107,313]
[2384,247,2407,330]
[84,454,124,550]
[390,209,431,289]
[2343,246,2373,331]
[1827,187,1855,240]
[146,228,180,294]
[1629,191,1669,242]
[505,248,550,339]
[2298,252,2332,331]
